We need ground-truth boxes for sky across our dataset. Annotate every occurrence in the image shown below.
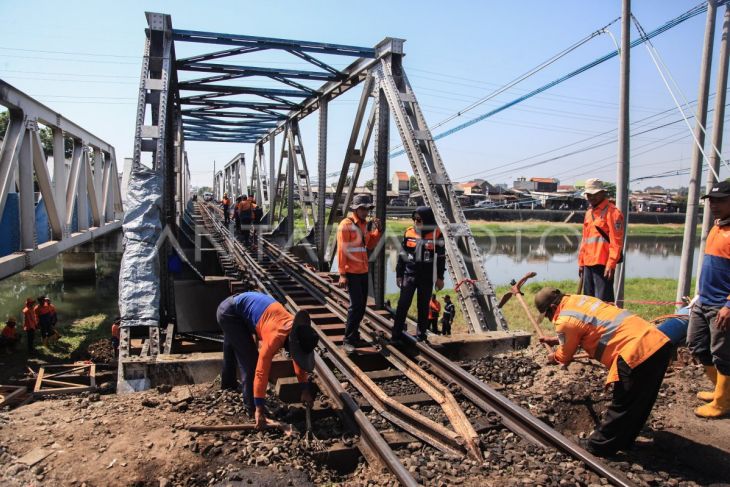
[1,0,728,191]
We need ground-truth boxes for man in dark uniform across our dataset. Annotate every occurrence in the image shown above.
[441,295,455,336]
[391,206,445,342]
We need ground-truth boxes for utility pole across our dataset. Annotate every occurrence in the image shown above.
[697,3,730,293]
[677,0,717,305]
[213,159,216,199]
[614,0,631,304]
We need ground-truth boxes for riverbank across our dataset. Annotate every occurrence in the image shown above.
[386,277,688,335]
[385,218,691,237]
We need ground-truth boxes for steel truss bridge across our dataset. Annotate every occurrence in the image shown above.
[0,81,125,280]
[119,11,514,363]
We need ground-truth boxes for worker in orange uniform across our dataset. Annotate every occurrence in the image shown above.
[392,207,445,343]
[535,287,672,457]
[217,292,319,428]
[688,180,730,419]
[45,298,60,345]
[237,195,254,245]
[221,193,231,226]
[0,317,19,352]
[22,297,38,354]
[336,194,382,353]
[111,317,121,356]
[578,178,625,302]
[35,295,54,347]
[428,294,441,335]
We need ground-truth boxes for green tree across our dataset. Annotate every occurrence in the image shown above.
[409,175,419,192]
[364,178,374,190]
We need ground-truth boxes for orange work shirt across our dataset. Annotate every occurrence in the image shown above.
[550,294,669,384]
[578,199,625,270]
[428,299,441,320]
[23,306,38,331]
[336,213,381,275]
[1,325,17,340]
[253,301,308,406]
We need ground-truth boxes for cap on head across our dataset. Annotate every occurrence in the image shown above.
[534,287,563,314]
[289,310,318,373]
[350,194,374,210]
[583,178,606,195]
[701,180,730,199]
[6,316,17,325]
[26,297,35,306]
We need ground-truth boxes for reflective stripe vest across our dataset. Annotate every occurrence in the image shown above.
[396,226,446,279]
[222,197,230,207]
[428,298,441,320]
[578,199,625,270]
[551,294,669,384]
[336,214,381,275]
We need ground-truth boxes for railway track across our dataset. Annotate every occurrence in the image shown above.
[195,202,632,486]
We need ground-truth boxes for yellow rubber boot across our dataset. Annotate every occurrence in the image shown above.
[695,372,730,418]
[697,365,717,402]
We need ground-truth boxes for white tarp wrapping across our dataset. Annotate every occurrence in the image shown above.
[118,166,162,327]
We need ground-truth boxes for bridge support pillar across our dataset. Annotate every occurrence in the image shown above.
[62,251,96,281]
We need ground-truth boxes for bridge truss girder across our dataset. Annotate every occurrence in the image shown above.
[120,13,506,373]
[0,80,124,280]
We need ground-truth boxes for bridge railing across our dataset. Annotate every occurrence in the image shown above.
[0,80,124,279]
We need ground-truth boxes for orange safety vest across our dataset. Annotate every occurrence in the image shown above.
[428,299,441,320]
[222,197,230,207]
[336,214,381,275]
[551,294,669,384]
[237,200,254,219]
[578,199,624,270]
[111,323,120,339]
[23,306,38,331]
[2,325,17,340]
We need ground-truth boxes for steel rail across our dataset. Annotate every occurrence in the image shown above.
[195,203,418,486]
[258,238,633,487]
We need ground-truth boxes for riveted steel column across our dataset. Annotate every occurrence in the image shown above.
[677,0,717,304]
[614,0,631,305]
[697,3,730,292]
[18,125,36,250]
[373,88,389,307]
[287,125,295,244]
[269,137,275,209]
[316,99,328,269]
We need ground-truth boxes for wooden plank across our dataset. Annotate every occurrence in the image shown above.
[34,386,93,397]
[391,392,433,406]
[39,378,87,388]
[33,367,45,394]
[43,364,89,380]
[0,385,27,407]
[17,447,52,466]
[365,369,403,380]
[90,363,96,388]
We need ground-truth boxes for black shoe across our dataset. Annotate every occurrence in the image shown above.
[343,342,355,354]
[416,334,429,343]
[578,438,616,458]
[386,335,405,346]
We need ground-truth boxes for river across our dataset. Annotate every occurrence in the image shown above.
[0,234,694,322]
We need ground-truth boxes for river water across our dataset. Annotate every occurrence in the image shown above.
[0,233,694,322]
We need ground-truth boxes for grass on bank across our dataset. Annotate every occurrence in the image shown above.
[386,277,690,336]
[0,313,113,383]
[385,219,690,237]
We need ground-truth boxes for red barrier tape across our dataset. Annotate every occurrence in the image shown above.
[454,279,478,292]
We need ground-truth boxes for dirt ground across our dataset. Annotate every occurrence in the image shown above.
[1,344,729,486]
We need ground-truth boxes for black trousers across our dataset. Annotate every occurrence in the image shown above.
[393,275,433,339]
[441,316,452,335]
[26,329,34,353]
[217,297,258,410]
[240,217,252,246]
[588,343,672,455]
[344,273,369,343]
[429,317,439,334]
[583,264,615,302]
[223,206,230,225]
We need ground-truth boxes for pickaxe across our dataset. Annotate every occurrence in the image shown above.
[498,271,589,360]
[497,272,553,353]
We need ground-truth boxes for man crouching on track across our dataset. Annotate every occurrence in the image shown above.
[217,291,319,428]
[535,287,672,457]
